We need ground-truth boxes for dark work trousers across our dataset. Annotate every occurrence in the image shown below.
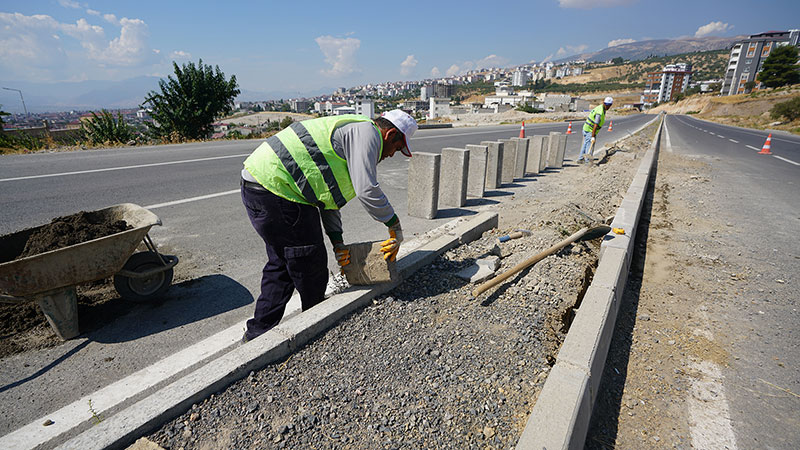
[241,181,328,340]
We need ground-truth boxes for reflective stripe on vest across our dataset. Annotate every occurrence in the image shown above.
[243,115,377,210]
[583,104,605,133]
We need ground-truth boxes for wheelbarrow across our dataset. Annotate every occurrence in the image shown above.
[0,203,178,340]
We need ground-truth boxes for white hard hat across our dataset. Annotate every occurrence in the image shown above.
[382,109,418,157]
[604,96,614,105]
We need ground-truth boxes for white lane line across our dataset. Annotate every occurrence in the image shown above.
[144,189,240,209]
[729,139,739,143]
[746,145,760,151]
[0,153,250,183]
[773,155,800,166]
[664,117,674,152]
[412,128,527,140]
[709,132,716,136]
[0,321,245,450]
[717,135,725,138]
[688,360,738,449]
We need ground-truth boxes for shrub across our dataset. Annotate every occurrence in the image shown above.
[770,97,800,122]
[81,109,133,144]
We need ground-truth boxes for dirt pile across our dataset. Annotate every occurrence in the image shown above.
[17,211,131,259]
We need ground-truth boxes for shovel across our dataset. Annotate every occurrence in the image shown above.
[472,225,611,297]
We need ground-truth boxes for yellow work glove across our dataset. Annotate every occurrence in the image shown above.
[333,243,350,269]
[380,222,403,262]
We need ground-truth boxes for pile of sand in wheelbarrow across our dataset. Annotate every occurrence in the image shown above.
[17,211,131,260]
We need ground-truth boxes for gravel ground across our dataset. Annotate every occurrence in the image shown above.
[144,124,659,450]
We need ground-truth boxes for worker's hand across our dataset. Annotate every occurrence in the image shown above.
[333,243,350,269]
[590,137,596,144]
[380,222,403,262]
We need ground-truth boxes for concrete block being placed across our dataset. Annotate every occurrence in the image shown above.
[465,144,488,197]
[538,136,550,172]
[481,141,503,190]
[511,137,529,179]
[499,139,517,184]
[407,152,440,219]
[439,147,469,208]
[548,132,561,168]
[341,241,398,285]
[527,135,546,175]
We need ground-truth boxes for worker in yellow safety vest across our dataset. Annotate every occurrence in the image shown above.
[240,110,417,341]
[577,96,613,163]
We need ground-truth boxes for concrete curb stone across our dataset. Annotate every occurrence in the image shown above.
[517,114,663,449]
[57,212,499,450]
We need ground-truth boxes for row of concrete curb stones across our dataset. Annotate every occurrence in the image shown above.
[52,212,499,450]
[517,113,664,449]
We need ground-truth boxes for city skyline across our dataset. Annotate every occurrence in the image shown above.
[2,0,800,113]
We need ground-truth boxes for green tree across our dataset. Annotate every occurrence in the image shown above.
[279,116,294,129]
[757,45,800,88]
[142,59,240,141]
[0,105,9,131]
[770,97,800,121]
[611,57,624,65]
[81,109,133,144]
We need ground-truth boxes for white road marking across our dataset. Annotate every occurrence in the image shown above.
[688,360,738,450]
[0,321,246,449]
[709,132,716,136]
[773,155,800,166]
[664,118,674,152]
[412,128,528,140]
[729,139,739,143]
[0,153,250,183]
[145,189,240,209]
[717,135,725,138]
[746,145,760,151]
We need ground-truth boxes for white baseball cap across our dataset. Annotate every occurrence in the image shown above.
[604,96,614,105]
[382,109,418,157]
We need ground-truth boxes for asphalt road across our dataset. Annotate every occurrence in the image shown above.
[0,115,652,437]
[663,115,800,448]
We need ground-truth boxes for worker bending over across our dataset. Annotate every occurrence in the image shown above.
[578,96,613,163]
[240,110,417,342]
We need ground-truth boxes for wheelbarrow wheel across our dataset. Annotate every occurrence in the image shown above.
[114,252,173,302]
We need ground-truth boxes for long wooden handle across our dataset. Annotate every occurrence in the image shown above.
[472,227,589,297]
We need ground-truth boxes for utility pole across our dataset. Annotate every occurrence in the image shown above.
[2,87,28,115]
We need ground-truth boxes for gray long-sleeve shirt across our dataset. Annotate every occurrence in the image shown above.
[242,121,394,239]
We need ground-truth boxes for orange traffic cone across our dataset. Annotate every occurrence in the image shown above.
[608,120,613,132]
[759,133,772,154]
[566,121,573,134]
[519,121,526,138]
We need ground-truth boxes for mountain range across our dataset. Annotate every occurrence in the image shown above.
[553,35,743,64]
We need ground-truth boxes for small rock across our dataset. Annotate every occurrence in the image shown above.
[483,426,496,439]
[189,412,199,422]
[639,314,650,321]
[43,419,54,426]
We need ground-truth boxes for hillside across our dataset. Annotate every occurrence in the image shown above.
[554,50,728,86]
[554,36,741,63]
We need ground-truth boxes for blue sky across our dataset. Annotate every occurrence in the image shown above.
[1,0,799,98]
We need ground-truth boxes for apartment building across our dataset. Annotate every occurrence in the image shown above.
[721,30,800,95]
[641,63,692,105]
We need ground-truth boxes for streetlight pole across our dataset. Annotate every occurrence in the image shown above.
[2,87,28,115]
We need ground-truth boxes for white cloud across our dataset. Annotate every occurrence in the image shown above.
[695,21,732,38]
[475,54,509,69]
[400,54,417,76]
[608,38,636,47]
[446,64,461,77]
[430,66,441,77]
[315,35,360,77]
[558,0,636,9]
[555,44,588,57]
[170,50,191,59]
[103,14,119,25]
[0,11,157,80]
[86,9,100,16]
[58,0,82,9]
